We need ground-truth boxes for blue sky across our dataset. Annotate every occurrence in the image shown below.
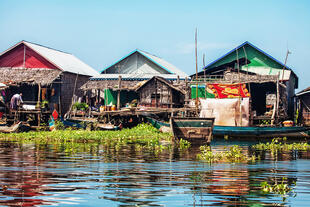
[1,0,310,90]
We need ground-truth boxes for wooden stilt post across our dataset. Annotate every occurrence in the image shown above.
[117,76,122,110]
[37,83,41,126]
[276,77,280,123]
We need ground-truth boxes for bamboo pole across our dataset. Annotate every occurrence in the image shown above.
[37,84,41,108]
[117,75,121,110]
[37,84,41,127]
[276,76,280,121]
[195,28,199,115]
[281,50,291,82]
[236,48,242,126]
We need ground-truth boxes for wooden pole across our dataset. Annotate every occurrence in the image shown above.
[37,84,41,127]
[276,77,280,122]
[281,50,291,82]
[236,48,242,126]
[155,79,158,108]
[195,28,199,115]
[37,84,41,108]
[117,75,122,110]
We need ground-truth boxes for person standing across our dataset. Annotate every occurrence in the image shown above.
[10,93,23,110]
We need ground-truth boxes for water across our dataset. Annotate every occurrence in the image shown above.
[0,139,310,206]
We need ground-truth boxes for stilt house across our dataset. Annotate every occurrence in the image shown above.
[81,49,188,109]
[0,41,99,117]
[296,88,310,126]
[135,76,185,108]
[191,41,299,124]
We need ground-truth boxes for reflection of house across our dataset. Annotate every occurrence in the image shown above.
[296,87,310,126]
[135,76,185,108]
[191,41,298,122]
[0,41,99,116]
[81,49,188,109]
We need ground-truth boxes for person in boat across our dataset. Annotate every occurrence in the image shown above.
[10,93,23,110]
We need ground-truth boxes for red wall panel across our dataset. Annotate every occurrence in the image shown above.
[0,43,59,69]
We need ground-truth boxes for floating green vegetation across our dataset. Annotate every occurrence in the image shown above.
[260,178,296,201]
[0,123,173,150]
[197,145,257,163]
[178,139,191,150]
[252,138,310,154]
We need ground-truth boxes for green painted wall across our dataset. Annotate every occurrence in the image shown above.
[104,89,138,106]
[206,44,284,70]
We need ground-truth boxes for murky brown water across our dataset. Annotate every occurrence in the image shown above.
[0,138,310,206]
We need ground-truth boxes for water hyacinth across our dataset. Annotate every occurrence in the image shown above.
[197,145,257,163]
[0,123,173,149]
[252,138,310,154]
[260,178,296,201]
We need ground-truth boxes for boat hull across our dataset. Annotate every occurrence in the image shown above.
[146,117,310,138]
[213,125,310,138]
[170,117,214,142]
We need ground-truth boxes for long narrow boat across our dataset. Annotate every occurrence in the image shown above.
[0,122,21,133]
[170,117,215,142]
[213,125,310,138]
[146,117,310,138]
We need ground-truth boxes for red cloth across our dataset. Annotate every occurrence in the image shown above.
[207,83,250,99]
[52,109,58,120]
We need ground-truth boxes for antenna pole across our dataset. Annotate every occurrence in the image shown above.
[281,49,290,82]
[195,28,199,115]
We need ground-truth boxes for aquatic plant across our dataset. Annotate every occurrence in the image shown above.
[0,123,173,150]
[197,145,257,163]
[252,138,310,154]
[260,178,296,201]
[178,139,191,150]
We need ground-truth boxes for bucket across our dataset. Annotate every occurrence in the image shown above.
[283,120,293,127]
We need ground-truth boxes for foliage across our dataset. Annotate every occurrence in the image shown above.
[197,145,257,163]
[178,139,191,150]
[55,120,65,130]
[0,123,174,150]
[72,102,89,111]
[41,100,49,108]
[260,178,296,201]
[260,119,271,125]
[252,138,310,154]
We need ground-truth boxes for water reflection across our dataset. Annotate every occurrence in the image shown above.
[0,139,309,206]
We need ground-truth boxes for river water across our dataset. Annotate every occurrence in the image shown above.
[0,138,310,207]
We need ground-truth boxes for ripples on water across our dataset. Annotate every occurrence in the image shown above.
[0,138,310,206]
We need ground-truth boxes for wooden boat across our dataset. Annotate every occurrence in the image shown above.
[63,118,120,130]
[95,123,120,130]
[170,117,215,142]
[0,122,21,133]
[146,117,310,138]
[213,125,310,138]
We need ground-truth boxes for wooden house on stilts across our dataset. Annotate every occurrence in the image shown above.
[296,88,310,126]
[191,41,299,126]
[81,49,188,110]
[0,40,99,125]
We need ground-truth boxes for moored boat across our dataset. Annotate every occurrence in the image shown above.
[146,116,310,138]
[170,117,215,142]
[0,122,21,133]
[213,125,310,138]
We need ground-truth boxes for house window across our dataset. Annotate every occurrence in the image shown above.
[151,93,160,99]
